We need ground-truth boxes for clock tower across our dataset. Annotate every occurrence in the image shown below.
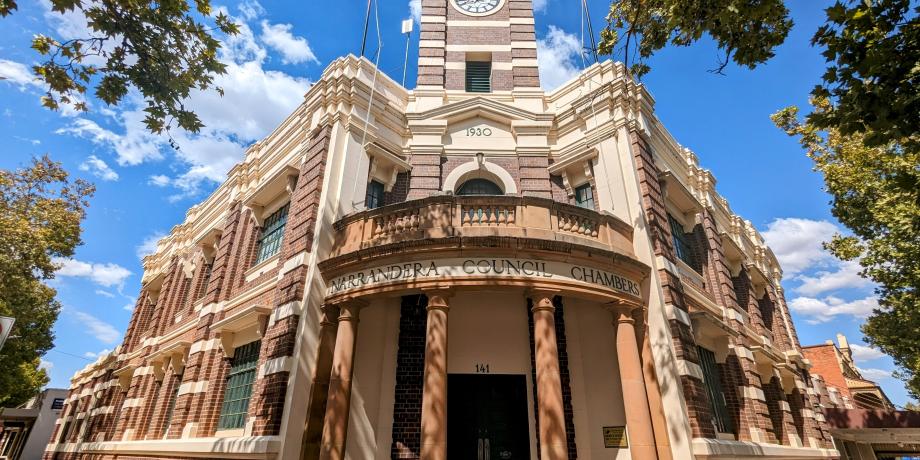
[417,0,541,91]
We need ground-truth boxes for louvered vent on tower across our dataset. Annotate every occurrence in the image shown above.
[465,61,492,93]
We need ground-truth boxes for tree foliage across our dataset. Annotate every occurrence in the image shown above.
[0,0,239,134]
[600,0,920,398]
[0,157,94,406]
[773,100,919,398]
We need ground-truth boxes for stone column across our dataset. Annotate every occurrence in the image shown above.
[301,305,340,460]
[319,300,364,460]
[530,290,568,460]
[609,301,657,459]
[420,290,451,460]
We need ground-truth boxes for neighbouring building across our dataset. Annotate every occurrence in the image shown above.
[0,388,67,460]
[802,334,895,411]
[43,1,852,459]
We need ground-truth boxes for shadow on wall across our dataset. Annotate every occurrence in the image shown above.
[823,408,920,430]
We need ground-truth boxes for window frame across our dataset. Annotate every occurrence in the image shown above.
[254,203,289,265]
[573,183,595,210]
[217,340,261,431]
[667,213,697,270]
[697,346,735,434]
[365,179,386,209]
[465,61,492,93]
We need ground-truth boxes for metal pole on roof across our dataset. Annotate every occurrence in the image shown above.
[401,19,414,87]
[360,0,372,57]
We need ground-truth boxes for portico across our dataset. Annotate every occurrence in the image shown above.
[308,195,662,459]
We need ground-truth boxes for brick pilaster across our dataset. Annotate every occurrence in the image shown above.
[629,130,716,439]
[406,154,442,200]
[390,295,428,459]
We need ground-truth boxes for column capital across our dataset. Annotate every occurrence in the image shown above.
[423,288,452,311]
[605,299,644,324]
[320,304,341,327]
[332,298,366,322]
[527,288,559,313]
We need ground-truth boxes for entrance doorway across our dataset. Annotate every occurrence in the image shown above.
[448,374,531,460]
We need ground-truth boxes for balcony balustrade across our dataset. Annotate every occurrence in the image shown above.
[328,195,635,260]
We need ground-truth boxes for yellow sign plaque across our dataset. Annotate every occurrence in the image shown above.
[603,426,628,448]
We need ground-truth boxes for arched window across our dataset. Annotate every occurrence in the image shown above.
[456,178,503,196]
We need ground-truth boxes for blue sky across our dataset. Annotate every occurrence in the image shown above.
[0,0,912,406]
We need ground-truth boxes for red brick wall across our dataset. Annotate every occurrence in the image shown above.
[802,345,850,398]
[390,295,428,459]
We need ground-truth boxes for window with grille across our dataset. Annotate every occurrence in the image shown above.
[667,213,697,269]
[574,183,595,210]
[465,61,491,93]
[255,204,289,264]
[217,340,261,430]
[698,346,734,434]
[162,378,182,435]
[365,180,385,209]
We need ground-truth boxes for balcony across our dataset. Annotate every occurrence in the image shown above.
[316,195,649,303]
[327,195,636,260]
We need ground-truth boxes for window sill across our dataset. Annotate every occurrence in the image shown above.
[244,254,280,283]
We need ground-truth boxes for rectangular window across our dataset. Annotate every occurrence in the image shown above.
[667,213,696,269]
[162,378,182,435]
[255,203,289,264]
[217,340,261,430]
[51,398,65,410]
[365,180,385,209]
[465,61,492,93]
[574,183,595,210]
[698,346,734,434]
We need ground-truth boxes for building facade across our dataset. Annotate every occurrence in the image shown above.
[45,1,849,459]
[802,334,894,411]
[0,388,67,460]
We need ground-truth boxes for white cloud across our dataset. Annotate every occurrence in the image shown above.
[0,59,40,89]
[238,0,265,20]
[39,359,53,378]
[72,311,120,343]
[858,367,893,381]
[136,231,166,260]
[54,257,132,288]
[532,0,548,12]
[56,116,162,166]
[95,289,115,298]
[260,21,319,65]
[850,343,886,363]
[537,26,582,91]
[788,295,878,323]
[83,348,112,359]
[148,175,171,187]
[123,303,135,312]
[794,260,871,296]
[79,155,119,181]
[409,0,422,23]
[762,218,839,275]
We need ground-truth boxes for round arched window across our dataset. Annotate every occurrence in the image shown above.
[456,178,503,195]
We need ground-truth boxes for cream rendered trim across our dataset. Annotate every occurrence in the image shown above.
[655,255,680,276]
[779,401,791,412]
[742,386,766,401]
[269,300,302,327]
[445,44,511,52]
[446,20,509,27]
[509,17,535,24]
[419,40,445,48]
[691,438,839,459]
[122,398,144,409]
[664,303,691,326]
[445,62,465,70]
[418,57,445,66]
[442,158,518,194]
[731,345,755,361]
[190,338,221,355]
[421,15,446,23]
[492,62,513,70]
[510,41,537,49]
[258,356,293,379]
[675,359,705,381]
[78,436,280,459]
[177,381,209,396]
[511,58,539,67]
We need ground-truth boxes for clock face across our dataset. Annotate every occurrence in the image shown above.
[452,0,503,15]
